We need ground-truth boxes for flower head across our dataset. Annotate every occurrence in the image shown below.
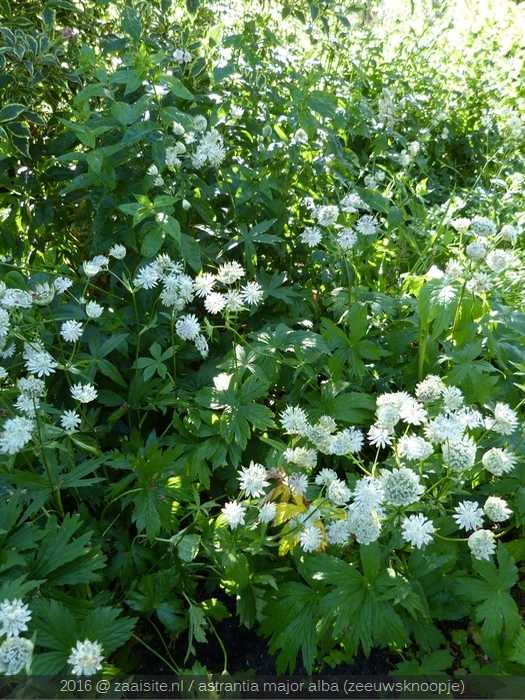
[453,501,484,531]
[401,514,435,549]
[238,462,269,498]
[0,599,31,637]
[68,639,104,676]
[221,501,246,529]
[468,530,496,560]
[70,383,98,404]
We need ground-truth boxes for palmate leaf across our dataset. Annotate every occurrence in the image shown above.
[454,544,520,642]
[261,582,319,673]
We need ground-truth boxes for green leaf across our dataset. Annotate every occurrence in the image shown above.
[0,103,26,123]
[177,534,200,562]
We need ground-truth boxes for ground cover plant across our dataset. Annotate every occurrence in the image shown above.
[0,0,525,680]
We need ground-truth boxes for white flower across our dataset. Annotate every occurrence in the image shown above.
[376,404,400,429]
[60,320,83,343]
[315,468,338,486]
[194,334,209,358]
[415,375,445,402]
[68,639,104,676]
[347,506,382,545]
[326,519,350,545]
[299,524,322,552]
[193,115,207,132]
[441,386,463,411]
[397,435,433,461]
[109,244,126,259]
[442,436,477,471]
[0,598,31,637]
[165,146,182,168]
[326,478,352,505]
[352,476,384,511]
[14,394,39,417]
[221,501,246,529]
[134,265,160,290]
[481,447,516,476]
[216,261,245,285]
[82,256,108,277]
[401,514,435,548]
[453,501,484,531]
[70,383,98,404]
[451,217,471,232]
[280,406,309,435]
[0,367,6,381]
[193,273,216,298]
[340,193,366,213]
[54,276,73,294]
[465,239,487,261]
[468,529,495,560]
[258,502,277,524]
[315,205,339,227]
[337,228,358,250]
[238,462,269,497]
[85,301,103,319]
[286,473,309,497]
[356,215,378,236]
[399,398,426,425]
[284,447,317,469]
[367,423,393,448]
[484,496,512,523]
[500,224,518,244]
[240,281,264,306]
[60,410,81,433]
[300,226,322,247]
[467,271,492,294]
[0,417,33,454]
[329,427,364,455]
[471,216,496,237]
[32,282,55,306]
[24,344,57,377]
[491,403,518,435]
[224,290,244,312]
[381,467,423,506]
[204,292,226,314]
[434,284,456,306]
[486,249,517,273]
[424,414,464,444]
[0,289,32,309]
[175,314,201,341]
[0,636,33,675]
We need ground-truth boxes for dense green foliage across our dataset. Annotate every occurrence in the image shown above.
[1,0,525,678]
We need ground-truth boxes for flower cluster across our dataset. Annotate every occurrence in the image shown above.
[220,377,519,562]
[0,599,33,675]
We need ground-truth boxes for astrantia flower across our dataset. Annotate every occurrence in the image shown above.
[486,249,517,273]
[352,476,384,511]
[204,292,226,314]
[286,473,309,497]
[24,344,57,377]
[0,637,33,675]
[109,244,126,259]
[376,404,400,429]
[401,514,435,549]
[500,224,518,244]
[415,375,445,403]
[442,436,476,471]
[221,501,246,529]
[397,435,433,461]
[70,383,98,404]
[367,423,393,448]
[194,334,209,358]
[14,394,39,417]
[314,468,338,486]
[54,276,73,294]
[355,215,378,236]
[238,462,269,497]
[258,502,276,525]
[491,403,518,435]
[337,228,357,250]
[434,284,456,306]
[453,501,484,531]
[0,289,32,309]
[224,290,244,312]
[315,205,339,227]
[481,447,516,476]
[193,273,216,298]
[465,239,487,261]
[85,301,103,319]
[284,447,317,469]
[32,282,55,306]
[424,414,464,444]
[399,398,426,425]
[347,506,382,545]
[340,193,366,213]
[60,320,83,343]
[241,281,264,306]
[280,406,308,435]
[60,410,81,433]
[0,598,31,637]
[216,261,245,285]
[441,386,464,411]
[330,427,364,455]
[484,496,512,523]
[381,467,423,506]
[175,314,200,341]
[83,256,108,277]
[326,519,350,545]
[134,265,160,290]
[17,376,45,398]
[327,478,352,505]
[300,524,322,552]
[68,639,104,676]
[0,417,33,454]
[300,226,322,247]
[471,216,496,237]
[468,529,495,560]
